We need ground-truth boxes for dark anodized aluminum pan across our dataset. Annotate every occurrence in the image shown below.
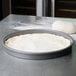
[2,29,73,60]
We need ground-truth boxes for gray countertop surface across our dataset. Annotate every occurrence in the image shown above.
[0,14,76,76]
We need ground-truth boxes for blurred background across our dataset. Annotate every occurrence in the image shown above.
[0,0,76,20]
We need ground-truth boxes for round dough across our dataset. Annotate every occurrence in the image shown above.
[5,33,70,53]
[52,21,76,34]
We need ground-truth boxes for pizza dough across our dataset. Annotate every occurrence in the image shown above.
[52,21,76,34]
[5,33,70,53]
